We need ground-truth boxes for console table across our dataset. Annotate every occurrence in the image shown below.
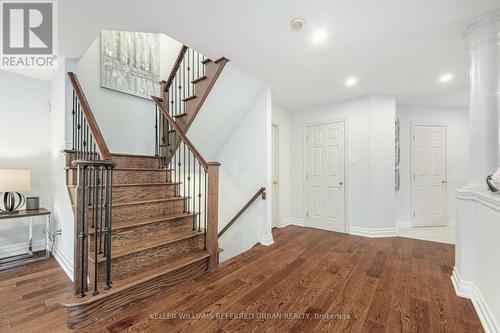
[0,208,51,271]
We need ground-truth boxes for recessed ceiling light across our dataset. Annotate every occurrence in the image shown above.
[291,18,305,30]
[439,73,454,83]
[311,29,327,45]
[345,76,358,87]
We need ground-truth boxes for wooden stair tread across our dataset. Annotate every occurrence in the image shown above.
[173,113,188,118]
[64,149,160,159]
[60,250,209,306]
[89,212,195,234]
[90,228,204,262]
[192,75,207,84]
[110,196,188,208]
[65,166,172,172]
[67,182,180,188]
[201,57,227,65]
[182,95,197,102]
[111,152,160,159]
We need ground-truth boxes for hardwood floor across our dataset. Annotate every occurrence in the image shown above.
[0,226,483,332]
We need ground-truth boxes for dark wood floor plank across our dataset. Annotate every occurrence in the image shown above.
[0,226,484,333]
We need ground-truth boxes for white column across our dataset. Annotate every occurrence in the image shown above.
[466,11,500,187]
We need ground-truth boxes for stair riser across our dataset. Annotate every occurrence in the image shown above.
[67,169,171,186]
[94,235,205,281]
[65,151,162,169]
[112,155,161,169]
[70,184,180,205]
[89,216,194,249]
[111,199,187,222]
[63,257,209,329]
[112,184,179,203]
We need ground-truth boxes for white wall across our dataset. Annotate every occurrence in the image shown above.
[188,64,273,261]
[216,89,271,260]
[454,189,500,333]
[0,71,51,256]
[48,59,77,279]
[271,104,292,227]
[289,96,396,234]
[396,105,469,227]
[75,34,182,155]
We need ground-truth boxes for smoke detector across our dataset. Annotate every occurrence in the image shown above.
[291,18,305,30]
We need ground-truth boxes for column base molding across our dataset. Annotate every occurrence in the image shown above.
[452,267,499,333]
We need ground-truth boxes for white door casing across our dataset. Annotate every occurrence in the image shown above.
[271,124,279,228]
[411,124,447,227]
[305,121,346,232]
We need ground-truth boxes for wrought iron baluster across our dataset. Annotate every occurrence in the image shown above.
[99,166,104,254]
[72,91,76,150]
[204,169,207,250]
[183,143,187,212]
[77,102,81,160]
[198,160,202,232]
[192,148,196,230]
[78,165,88,297]
[187,146,191,214]
[104,166,113,290]
[92,165,99,295]
[177,142,182,197]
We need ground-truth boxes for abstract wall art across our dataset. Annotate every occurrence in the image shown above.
[101,31,160,100]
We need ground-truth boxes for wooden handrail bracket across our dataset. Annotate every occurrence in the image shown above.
[218,187,266,238]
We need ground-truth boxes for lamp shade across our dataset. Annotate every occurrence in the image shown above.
[0,169,31,192]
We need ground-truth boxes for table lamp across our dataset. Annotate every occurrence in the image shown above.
[0,169,31,213]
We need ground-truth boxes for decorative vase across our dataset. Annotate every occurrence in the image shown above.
[487,167,500,194]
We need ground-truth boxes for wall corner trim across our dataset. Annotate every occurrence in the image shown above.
[51,246,73,281]
[349,226,397,238]
[452,267,499,333]
[279,218,304,228]
[260,234,274,246]
[397,220,412,229]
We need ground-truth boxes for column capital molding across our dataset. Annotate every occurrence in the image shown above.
[467,9,500,49]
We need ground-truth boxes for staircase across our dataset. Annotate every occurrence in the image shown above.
[59,46,227,329]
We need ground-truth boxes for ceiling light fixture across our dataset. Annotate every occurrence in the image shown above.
[311,29,327,45]
[291,18,305,30]
[439,73,454,83]
[345,76,358,87]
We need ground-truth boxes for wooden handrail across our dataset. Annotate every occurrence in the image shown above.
[163,45,188,93]
[68,72,112,161]
[152,96,208,171]
[218,187,266,238]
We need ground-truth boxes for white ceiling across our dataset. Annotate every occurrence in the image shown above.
[57,0,499,110]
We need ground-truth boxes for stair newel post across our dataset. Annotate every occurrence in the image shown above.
[104,165,114,290]
[206,162,220,272]
[74,163,88,297]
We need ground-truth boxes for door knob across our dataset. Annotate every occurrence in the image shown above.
[273,181,278,185]
[441,180,447,184]
[339,180,344,185]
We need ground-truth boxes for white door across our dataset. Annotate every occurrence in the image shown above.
[272,124,279,228]
[305,121,346,232]
[411,124,447,227]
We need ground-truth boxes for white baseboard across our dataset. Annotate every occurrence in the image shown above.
[452,267,499,333]
[398,220,411,229]
[349,226,397,238]
[279,218,304,228]
[260,234,274,246]
[51,245,73,281]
